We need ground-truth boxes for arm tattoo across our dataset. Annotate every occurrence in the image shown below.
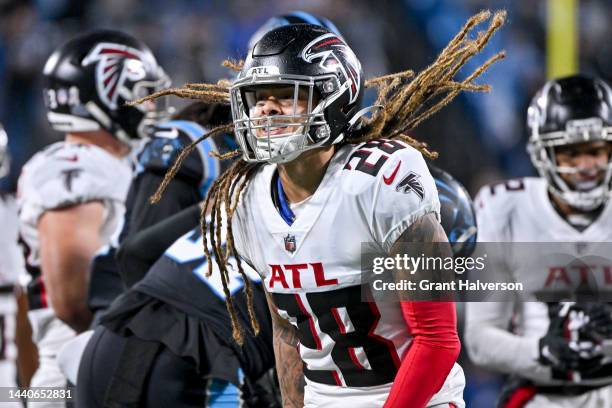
[402,212,449,243]
[390,212,454,301]
[276,320,299,347]
[273,319,305,408]
[265,291,305,407]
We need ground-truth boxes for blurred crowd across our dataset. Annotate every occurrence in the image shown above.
[0,1,610,405]
[0,0,611,193]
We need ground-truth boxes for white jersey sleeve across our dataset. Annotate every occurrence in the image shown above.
[464,301,550,381]
[18,142,130,222]
[465,178,551,382]
[348,141,440,253]
[0,194,24,287]
[472,179,526,242]
[17,142,132,267]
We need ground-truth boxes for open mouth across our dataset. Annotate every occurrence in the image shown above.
[268,126,290,136]
[253,121,305,138]
[576,167,603,180]
[255,125,291,138]
[571,170,604,191]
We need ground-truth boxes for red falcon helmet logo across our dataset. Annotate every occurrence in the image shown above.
[301,33,361,104]
[81,42,150,110]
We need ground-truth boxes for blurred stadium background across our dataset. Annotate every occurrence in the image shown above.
[0,0,610,406]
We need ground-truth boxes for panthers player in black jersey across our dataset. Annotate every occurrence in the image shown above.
[86,102,234,324]
[62,102,235,386]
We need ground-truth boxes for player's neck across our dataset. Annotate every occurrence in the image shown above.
[549,191,603,224]
[65,131,130,158]
[277,146,336,203]
[550,193,574,217]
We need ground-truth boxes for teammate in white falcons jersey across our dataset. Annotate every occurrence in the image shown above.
[17,30,169,404]
[465,75,612,408]
[138,15,503,407]
[0,124,26,405]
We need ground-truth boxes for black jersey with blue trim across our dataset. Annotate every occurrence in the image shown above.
[87,120,237,323]
[132,225,274,380]
[125,119,237,235]
[134,120,234,197]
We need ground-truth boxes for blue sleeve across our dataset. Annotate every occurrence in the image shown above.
[136,120,222,198]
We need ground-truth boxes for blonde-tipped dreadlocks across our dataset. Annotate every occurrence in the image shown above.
[134,10,506,345]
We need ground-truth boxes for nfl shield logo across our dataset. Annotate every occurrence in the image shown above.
[284,234,296,253]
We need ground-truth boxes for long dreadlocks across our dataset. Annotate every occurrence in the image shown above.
[130,10,506,345]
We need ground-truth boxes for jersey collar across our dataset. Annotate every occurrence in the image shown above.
[533,179,612,239]
[254,145,352,255]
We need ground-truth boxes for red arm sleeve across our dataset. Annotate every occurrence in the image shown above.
[384,301,461,408]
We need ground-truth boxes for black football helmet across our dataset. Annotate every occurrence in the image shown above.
[230,24,363,163]
[0,123,9,179]
[42,30,171,142]
[430,165,477,257]
[527,75,612,210]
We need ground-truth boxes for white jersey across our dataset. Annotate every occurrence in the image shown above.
[233,140,463,406]
[0,194,24,390]
[465,177,612,385]
[0,194,23,288]
[17,141,131,312]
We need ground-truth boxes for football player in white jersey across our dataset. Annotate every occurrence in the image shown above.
[0,124,26,404]
[17,30,169,403]
[226,24,468,408]
[464,74,612,408]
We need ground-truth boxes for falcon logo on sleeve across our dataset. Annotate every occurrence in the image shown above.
[396,171,424,201]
